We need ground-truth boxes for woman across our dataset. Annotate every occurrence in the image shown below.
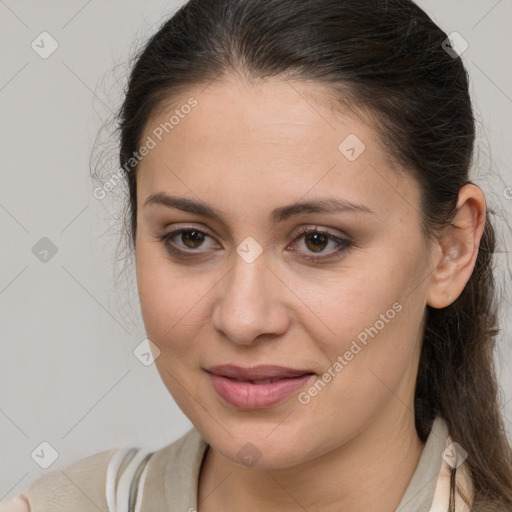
[2,0,511,510]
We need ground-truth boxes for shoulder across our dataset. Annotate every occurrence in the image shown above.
[0,429,207,512]
[147,427,205,469]
[141,428,208,509]
[0,496,30,512]
[0,447,118,512]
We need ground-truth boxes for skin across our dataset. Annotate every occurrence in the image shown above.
[134,75,486,512]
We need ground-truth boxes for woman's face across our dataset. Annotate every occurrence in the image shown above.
[135,76,434,468]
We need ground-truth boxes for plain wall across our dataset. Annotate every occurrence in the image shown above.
[0,0,511,499]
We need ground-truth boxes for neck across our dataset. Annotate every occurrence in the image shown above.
[197,406,426,512]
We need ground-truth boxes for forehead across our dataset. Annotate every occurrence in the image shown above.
[141,76,375,159]
[136,76,419,220]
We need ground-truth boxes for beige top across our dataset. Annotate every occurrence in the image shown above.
[0,415,474,511]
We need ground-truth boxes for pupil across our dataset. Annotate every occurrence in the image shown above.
[306,233,327,252]
[183,231,204,248]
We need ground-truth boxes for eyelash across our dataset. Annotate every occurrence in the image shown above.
[157,225,353,262]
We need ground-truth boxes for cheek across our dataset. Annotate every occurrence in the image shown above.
[135,240,216,357]
[303,242,427,376]
[295,275,424,441]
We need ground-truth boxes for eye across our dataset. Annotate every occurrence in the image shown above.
[288,226,352,261]
[158,228,219,259]
[157,225,353,262]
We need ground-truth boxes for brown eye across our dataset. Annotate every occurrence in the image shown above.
[158,228,218,259]
[158,226,352,263]
[291,227,352,261]
[304,232,329,253]
[181,230,206,249]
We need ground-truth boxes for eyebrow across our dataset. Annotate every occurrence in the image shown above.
[143,192,375,224]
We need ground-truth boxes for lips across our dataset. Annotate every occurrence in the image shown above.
[205,364,316,409]
[207,364,314,381]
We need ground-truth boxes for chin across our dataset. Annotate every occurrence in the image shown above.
[198,419,326,470]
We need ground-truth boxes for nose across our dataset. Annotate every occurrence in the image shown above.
[211,247,291,346]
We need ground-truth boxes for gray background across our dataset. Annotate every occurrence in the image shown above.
[1,0,511,499]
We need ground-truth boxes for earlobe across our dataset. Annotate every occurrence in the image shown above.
[426,184,487,309]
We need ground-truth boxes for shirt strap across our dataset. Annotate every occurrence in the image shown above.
[106,448,155,512]
[429,435,475,511]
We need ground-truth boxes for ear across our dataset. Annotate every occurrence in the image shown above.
[426,184,487,309]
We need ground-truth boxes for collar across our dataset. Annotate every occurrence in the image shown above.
[143,415,474,511]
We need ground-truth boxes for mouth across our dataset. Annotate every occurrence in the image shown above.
[206,364,315,380]
[227,377,297,384]
[205,365,316,409]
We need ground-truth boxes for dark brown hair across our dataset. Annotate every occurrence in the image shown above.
[114,0,512,508]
